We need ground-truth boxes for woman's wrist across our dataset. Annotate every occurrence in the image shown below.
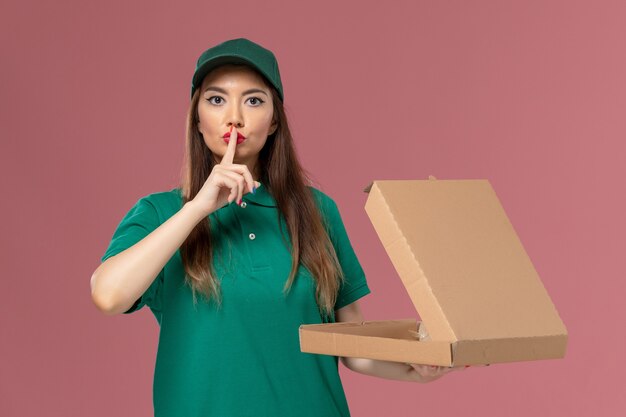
[183,200,212,223]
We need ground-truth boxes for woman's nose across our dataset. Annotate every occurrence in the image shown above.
[227,105,244,128]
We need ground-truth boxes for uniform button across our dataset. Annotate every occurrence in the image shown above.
[240,201,247,208]
[248,233,256,240]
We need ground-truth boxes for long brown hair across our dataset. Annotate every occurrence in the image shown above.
[179,66,344,319]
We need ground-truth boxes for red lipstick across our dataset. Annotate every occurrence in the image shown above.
[223,130,246,144]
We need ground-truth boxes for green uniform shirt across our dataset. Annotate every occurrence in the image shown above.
[101,183,371,417]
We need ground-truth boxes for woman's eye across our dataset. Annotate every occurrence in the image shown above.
[247,97,265,106]
[206,96,264,106]
[207,96,223,105]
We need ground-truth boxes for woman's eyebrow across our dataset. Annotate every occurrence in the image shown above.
[203,86,268,97]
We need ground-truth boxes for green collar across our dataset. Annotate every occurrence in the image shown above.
[174,183,277,208]
[243,182,277,207]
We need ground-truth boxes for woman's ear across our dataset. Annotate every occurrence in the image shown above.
[268,120,278,136]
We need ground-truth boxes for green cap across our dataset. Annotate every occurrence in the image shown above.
[191,38,284,101]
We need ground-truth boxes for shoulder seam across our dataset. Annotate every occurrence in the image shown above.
[141,189,181,225]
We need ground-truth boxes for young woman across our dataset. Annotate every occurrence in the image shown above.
[91,38,459,417]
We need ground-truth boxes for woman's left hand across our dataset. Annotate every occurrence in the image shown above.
[407,363,465,383]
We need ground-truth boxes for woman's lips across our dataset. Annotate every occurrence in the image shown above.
[222,132,246,144]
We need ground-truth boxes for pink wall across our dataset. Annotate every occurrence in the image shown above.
[1,0,624,415]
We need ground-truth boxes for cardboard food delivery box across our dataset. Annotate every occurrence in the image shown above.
[299,177,568,366]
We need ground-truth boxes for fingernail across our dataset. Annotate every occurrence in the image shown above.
[252,185,256,194]
[238,199,242,206]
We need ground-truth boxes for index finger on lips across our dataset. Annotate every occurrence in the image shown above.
[221,125,238,165]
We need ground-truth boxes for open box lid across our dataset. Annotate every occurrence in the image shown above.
[363,177,568,343]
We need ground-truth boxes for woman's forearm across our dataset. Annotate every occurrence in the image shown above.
[90,201,207,315]
[343,357,425,382]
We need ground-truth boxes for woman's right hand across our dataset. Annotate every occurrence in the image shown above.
[190,126,259,217]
